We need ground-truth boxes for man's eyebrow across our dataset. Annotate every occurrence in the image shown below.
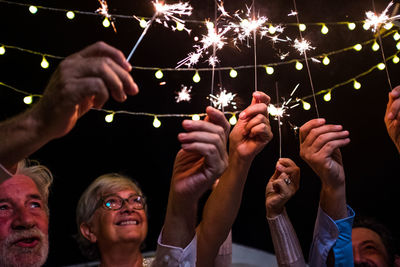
[0,198,11,203]
[27,194,43,200]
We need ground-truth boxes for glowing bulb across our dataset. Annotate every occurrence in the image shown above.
[153,117,161,128]
[23,96,33,105]
[103,17,110,28]
[139,18,147,28]
[66,11,75,19]
[268,25,276,34]
[353,44,362,51]
[192,114,200,121]
[299,24,306,31]
[29,6,38,14]
[41,56,49,69]
[295,61,303,70]
[229,69,238,78]
[372,41,380,51]
[302,100,311,110]
[384,23,393,30]
[193,71,201,83]
[393,55,400,64]
[0,46,5,55]
[363,22,370,30]
[348,22,356,30]
[265,66,274,75]
[353,80,361,90]
[377,63,386,70]
[322,56,330,65]
[105,113,114,123]
[229,114,237,125]
[155,69,163,79]
[394,32,400,41]
[206,21,214,30]
[323,91,332,102]
[321,24,329,34]
[397,41,400,50]
[176,22,185,31]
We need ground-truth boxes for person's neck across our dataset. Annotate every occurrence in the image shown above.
[99,243,143,267]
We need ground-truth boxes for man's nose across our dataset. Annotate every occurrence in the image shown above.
[11,207,36,230]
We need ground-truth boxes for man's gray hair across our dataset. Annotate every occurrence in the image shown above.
[75,173,145,260]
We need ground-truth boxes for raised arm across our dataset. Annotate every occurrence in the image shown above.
[299,119,354,267]
[0,41,138,174]
[265,158,305,267]
[384,85,400,154]
[196,91,273,267]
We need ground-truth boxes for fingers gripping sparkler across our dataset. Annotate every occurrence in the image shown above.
[127,0,193,62]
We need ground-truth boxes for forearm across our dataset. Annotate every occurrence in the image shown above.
[213,230,232,267]
[267,209,306,267]
[319,184,347,221]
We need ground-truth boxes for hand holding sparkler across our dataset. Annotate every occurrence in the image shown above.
[384,85,400,153]
[228,91,273,161]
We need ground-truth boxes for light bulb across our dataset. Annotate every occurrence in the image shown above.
[322,56,330,65]
[377,63,386,70]
[265,66,274,75]
[103,17,110,28]
[384,23,393,30]
[348,22,356,30]
[229,69,238,78]
[393,55,400,64]
[372,41,380,51]
[153,117,161,128]
[299,24,306,31]
[321,24,329,34]
[397,41,400,50]
[41,56,49,69]
[353,44,362,51]
[192,114,200,121]
[23,96,33,105]
[206,21,214,30]
[66,11,75,19]
[363,22,370,30]
[176,22,185,31]
[105,113,114,123]
[302,100,311,110]
[29,6,38,14]
[323,91,331,102]
[295,61,303,70]
[155,69,163,79]
[268,25,276,34]
[394,32,400,41]
[0,46,5,55]
[193,71,201,83]
[139,18,147,28]
[353,80,361,90]
[229,114,237,125]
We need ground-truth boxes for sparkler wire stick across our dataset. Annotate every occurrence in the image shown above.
[210,1,218,106]
[252,0,258,92]
[292,0,320,118]
[275,82,282,159]
[127,13,157,62]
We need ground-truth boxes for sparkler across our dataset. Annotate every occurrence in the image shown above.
[208,89,237,112]
[96,0,116,32]
[127,0,193,62]
[175,85,192,103]
[293,38,315,55]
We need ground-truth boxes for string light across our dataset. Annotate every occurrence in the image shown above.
[229,68,238,78]
[299,23,306,31]
[321,24,329,34]
[40,56,49,69]
[323,90,332,102]
[372,41,380,51]
[193,71,201,83]
[363,22,371,30]
[153,116,161,128]
[0,46,5,55]
[348,22,356,30]
[66,11,75,19]
[384,22,393,30]
[102,17,111,28]
[229,114,237,125]
[268,25,277,34]
[295,61,303,70]
[23,95,33,105]
[397,41,400,50]
[155,69,163,79]
[139,18,147,28]
[322,56,330,65]
[29,5,38,14]
[354,44,363,51]
[105,113,114,123]
[377,62,386,70]
[393,55,400,64]
[394,32,400,41]
[192,114,200,121]
[265,66,274,75]
[301,100,311,110]
[353,80,362,89]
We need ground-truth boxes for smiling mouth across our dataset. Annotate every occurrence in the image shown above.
[117,220,139,226]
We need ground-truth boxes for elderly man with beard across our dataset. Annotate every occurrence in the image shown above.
[0,160,52,267]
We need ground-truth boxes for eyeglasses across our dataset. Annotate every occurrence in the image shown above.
[100,194,146,211]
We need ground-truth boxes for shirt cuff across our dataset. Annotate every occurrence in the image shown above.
[152,230,197,267]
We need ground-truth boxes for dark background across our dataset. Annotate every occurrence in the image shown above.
[1,0,400,265]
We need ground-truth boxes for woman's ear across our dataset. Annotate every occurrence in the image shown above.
[80,222,97,243]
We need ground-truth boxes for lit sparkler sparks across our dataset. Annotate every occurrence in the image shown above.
[208,89,237,110]
[269,84,300,121]
[96,0,116,32]
[293,38,315,55]
[364,1,400,32]
[175,85,192,103]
